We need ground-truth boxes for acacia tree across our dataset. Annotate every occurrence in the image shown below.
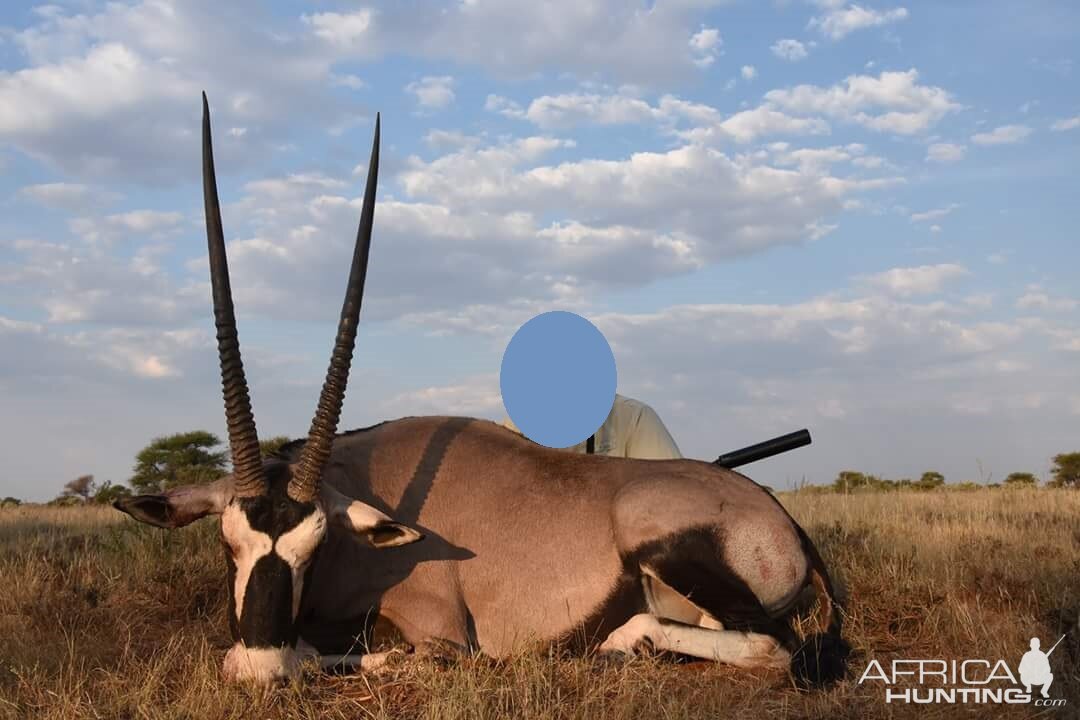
[1004,472,1038,487]
[130,431,227,493]
[259,436,292,459]
[1050,452,1080,488]
[62,475,96,501]
[91,481,132,504]
[917,471,945,490]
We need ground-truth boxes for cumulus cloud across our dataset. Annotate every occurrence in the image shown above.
[495,91,661,128]
[493,86,844,145]
[1016,291,1078,312]
[18,182,121,211]
[380,374,503,417]
[705,107,831,143]
[301,9,375,52]
[771,38,809,61]
[303,1,736,84]
[859,263,968,297]
[971,124,1032,145]
[909,203,959,223]
[163,127,902,332]
[68,210,186,245]
[925,142,965,163]
[689,27,722,68]
[1050,116,1080,131]
[764,69,960,134]
[741,65,757,80]
[0,235,202,326]
[809,2,910,40]
[0,1,360,183]
[405,76,456,110]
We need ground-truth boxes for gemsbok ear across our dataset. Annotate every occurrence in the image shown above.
[320,484,424,549]
[113,478,233,529]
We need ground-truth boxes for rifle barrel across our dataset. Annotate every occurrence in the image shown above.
[714,429,811,469]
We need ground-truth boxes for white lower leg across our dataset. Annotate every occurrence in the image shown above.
[318,651,399,672]
[599,613,790,669]
[297,637,405,674]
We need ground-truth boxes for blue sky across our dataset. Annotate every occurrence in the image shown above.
[1,0,1078,501]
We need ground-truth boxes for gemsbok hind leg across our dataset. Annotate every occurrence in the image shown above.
[598,613,790,669]
[598,521,807,670]
[599,566,791,668]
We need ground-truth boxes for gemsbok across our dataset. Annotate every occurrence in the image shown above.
[115,95,847,687]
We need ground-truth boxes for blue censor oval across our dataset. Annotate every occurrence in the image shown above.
[500,311,617,449]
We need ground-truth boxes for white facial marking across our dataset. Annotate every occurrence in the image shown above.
[223,642,299,684]
[274,508,327,619]
[222,504,273,623]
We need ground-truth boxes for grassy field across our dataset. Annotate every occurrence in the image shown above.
[1,489,1077,719]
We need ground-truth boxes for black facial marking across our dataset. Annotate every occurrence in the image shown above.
[240,553,298,648]
[224,462,320,649]
[224,549,240,641]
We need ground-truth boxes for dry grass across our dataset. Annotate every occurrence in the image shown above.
[1,488,1077,719]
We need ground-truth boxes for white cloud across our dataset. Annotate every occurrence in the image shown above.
[769,143,870,171]
[329,73,366,90]
[741,65,757,80]
[909,203,959,223]
[925,142,965,163]
[809,3,910,40]
[689,27,722,68]
[486,94,525,118]
[423,129,484,152]
[490,89,738,136]
[771,38,809,61]
[381,374,503,417]
[486,87,838,145]
[684,107,831,144]
[1016,292,1078,312]
[859,263,968,297]
[0,2,359,182]
[68,210,185,245]
[301,10,374,52]
[508,92,659,128]
[971,124,1032,145]
[765,69,960,134]
[18,182,121,211]
[405,76,456,110]
[1050,116,1080,131]
[197,131,902,328]
[1,235,201,326]
[305,2,738,84]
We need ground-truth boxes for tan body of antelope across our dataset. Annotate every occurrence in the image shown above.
[115,96,847,688]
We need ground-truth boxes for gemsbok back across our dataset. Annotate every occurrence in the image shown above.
[115,95,848,687]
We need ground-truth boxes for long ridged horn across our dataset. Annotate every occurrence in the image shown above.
[288,114,380,502]
[202,92,265,497]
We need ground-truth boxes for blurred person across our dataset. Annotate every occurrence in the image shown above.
[501,393,682,459]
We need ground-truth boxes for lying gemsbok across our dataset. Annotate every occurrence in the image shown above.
[115,95,847,687]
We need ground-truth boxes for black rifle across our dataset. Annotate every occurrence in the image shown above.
[714,428,811,469]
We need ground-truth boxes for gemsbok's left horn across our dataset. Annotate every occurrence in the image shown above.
[288,114,381,503]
